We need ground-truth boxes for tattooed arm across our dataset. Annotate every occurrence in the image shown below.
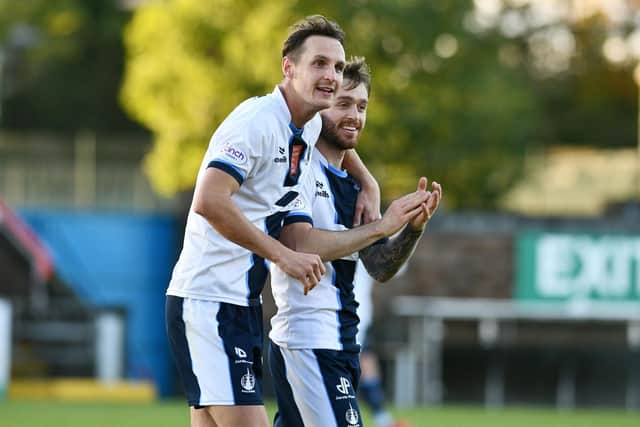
[359,225,424,282]
[359,178,442,283]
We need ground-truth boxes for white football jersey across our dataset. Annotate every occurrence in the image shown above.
[167,86,321,307]
[270,149,364,353]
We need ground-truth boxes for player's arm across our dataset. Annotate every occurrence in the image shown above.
[359,178,442,282]
[342,149,380,226]
[279,189,430,262]
[193,168,325,285]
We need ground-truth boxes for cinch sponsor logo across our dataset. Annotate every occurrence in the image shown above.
[222,145,247,164]
[274,156,287,163]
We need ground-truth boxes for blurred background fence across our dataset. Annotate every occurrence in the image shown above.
[0,132,174,212]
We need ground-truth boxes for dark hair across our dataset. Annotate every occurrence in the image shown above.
[282,15,345,62]
[343,56,371,95]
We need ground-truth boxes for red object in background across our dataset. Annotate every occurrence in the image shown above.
[0,199,53,283]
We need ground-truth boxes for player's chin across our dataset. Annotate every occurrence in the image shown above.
[338,133,359,148]
[312,99,333,111]
[312,91,334,108]
[337,139,358,150]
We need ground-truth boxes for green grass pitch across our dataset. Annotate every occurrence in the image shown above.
[1,400,639,426]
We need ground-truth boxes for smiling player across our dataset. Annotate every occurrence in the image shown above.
[269,57,442,427]
[165,16,383,427]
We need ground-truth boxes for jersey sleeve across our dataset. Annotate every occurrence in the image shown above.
[205,122,262,185]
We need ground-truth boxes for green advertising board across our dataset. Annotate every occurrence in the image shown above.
[516,232,640,302]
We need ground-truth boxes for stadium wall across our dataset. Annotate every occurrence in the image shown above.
[18,209,179,397]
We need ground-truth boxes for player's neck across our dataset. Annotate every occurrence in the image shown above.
[278,83,317,129]
[316,138,346,170]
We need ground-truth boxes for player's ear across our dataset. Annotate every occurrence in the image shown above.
[282,56,294,79]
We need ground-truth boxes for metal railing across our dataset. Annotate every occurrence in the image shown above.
[391,296,640,409]
[0,131,178,212]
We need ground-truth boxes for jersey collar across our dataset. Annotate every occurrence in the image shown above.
[314,148,348,178]
[272,85,293,127]
[273,85,318,141]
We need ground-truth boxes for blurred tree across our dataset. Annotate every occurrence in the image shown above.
[0,0,141,132]
[122,0,296,196]
[1,0,635,209]
[123,0,541,208]
[122,0,638,209]
[337,1,541,208]
[467,0,637,148]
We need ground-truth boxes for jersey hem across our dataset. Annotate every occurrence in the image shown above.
[166,290,260,307]
[192,400,264,407]
[268,336,348,352]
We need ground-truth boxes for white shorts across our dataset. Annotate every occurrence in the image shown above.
[165,296,264,407]
[269,340,363,427]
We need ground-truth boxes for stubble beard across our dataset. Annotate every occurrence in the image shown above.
[320,115,357,151]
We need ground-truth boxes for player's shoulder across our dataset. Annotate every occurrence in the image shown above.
[303,148,328,190]
[211,95,286,151]
[225,95,277,128]
[228,93,287,136]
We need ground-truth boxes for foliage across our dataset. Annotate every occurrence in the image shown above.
[336,1,541,207]
[0,0,140,132]
[122,0,543,208]
[466,1,637,149]
[2,0,634,209]
[122,0,296,196]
